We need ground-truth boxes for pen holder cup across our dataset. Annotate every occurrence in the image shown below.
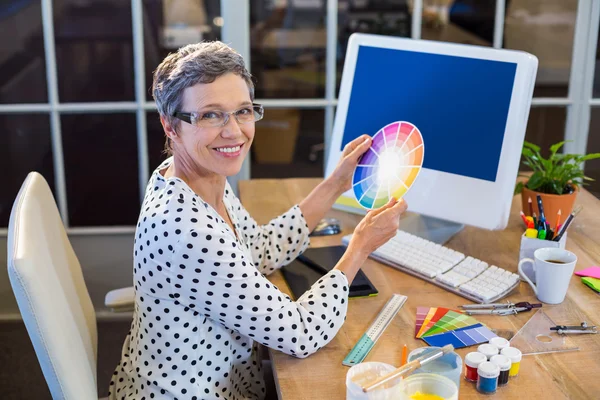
[519,232,567,284]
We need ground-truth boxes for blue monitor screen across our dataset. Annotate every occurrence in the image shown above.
[342,45,517,182]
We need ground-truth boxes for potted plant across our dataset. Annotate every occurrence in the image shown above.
[514,140,600,229]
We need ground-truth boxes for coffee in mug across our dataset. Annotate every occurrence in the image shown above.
[518,248,577,304]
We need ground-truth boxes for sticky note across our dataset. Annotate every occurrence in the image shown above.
[575,267,600,279]
[582,277,600,293]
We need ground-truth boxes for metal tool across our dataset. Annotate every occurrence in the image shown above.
[460,301,542,316]
[550,322,598,335]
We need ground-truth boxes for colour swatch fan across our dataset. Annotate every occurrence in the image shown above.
[352,121,424,209]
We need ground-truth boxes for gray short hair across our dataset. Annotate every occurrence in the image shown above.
[152,41,255,155]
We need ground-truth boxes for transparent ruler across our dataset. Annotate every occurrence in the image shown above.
[342,293,408,367]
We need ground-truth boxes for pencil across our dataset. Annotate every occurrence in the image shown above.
[401,344,408,366]
[528,197,533,217]
[555,209,562,232]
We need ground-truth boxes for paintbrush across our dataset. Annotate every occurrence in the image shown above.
[362,344,455,392]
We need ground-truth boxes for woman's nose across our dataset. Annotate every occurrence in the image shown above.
[221,115,244,138]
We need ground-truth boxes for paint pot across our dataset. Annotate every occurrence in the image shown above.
[408,347,462,392]
[476,362,499,394]
[501,347,522,377]
[346,362,399,400]
[490,354,511,386]
[477,344,499,360]
[464,352,487,382]
[489,337,510,351]
[398,373,458,400]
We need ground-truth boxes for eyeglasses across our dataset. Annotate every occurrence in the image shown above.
[172,104,264,128]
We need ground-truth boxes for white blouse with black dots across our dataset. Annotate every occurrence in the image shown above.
[109,158,350,400]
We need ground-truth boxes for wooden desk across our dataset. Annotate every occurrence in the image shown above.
[239,178,600,400]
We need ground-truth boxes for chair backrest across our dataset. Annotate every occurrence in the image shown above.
[7,172,98,400]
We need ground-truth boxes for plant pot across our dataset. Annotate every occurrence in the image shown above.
[520,185,578,230]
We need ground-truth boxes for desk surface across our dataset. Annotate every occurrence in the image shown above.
[239,178,600,400]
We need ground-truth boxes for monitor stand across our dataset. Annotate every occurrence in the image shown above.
[398,213,464,245]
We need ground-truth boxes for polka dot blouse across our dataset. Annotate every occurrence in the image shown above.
[109,158,349,400]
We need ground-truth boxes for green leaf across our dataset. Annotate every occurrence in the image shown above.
[523,141,541,153]
[550,141,566,156]
[522,148,534,158]
[520,140,600,194]
[581,153,600,161]
[526,172,545,191]
[514,181,524,195]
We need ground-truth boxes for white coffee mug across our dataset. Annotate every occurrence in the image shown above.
[518,248,577,304]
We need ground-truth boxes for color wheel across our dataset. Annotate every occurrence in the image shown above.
[352,121,424,209]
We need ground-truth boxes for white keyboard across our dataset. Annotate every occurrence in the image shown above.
[342,230,520,304]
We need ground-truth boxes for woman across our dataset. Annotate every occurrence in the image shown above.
[109,41,407,400]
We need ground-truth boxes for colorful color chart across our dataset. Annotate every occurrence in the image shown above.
[415,307,431,337]
[414,307,497,348]
[422,311,480,337]
[416,307,458,338]
[423,324,498,349]
[352,121,424,209]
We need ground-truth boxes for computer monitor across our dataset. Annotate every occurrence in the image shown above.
[326,33,538,243]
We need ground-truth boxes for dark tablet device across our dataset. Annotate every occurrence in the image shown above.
[281,246,378,299]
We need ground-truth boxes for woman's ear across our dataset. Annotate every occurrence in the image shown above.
[160,115,178,141]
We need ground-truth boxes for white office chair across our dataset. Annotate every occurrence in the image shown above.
[7,172,132,399]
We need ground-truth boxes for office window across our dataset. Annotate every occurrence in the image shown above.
[0,0,47,104]
[519,108,569,196]
[0,114,55,227]
[53,1,135,102]
[521,106,567,169]
[420,0,499,46]
[61,113,139,226]
[251,108,324,179]
[337,0,411,96]
[143,0,222,101]
[586,110,600,198]
[504,0,576,98]
[146,111,169,176]
[250,0,327,99]
[592,26,600,97]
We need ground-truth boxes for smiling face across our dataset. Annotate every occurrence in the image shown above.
[168,73,255,177]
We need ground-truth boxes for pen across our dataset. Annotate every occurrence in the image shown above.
[527,220,534,229]
[401,344,407,366]
[533,212,537,229]
[553,206,583,242]
[546,229,554,241]
[537,195,547,231]
[525,228,538,238]
[537,229,546,240]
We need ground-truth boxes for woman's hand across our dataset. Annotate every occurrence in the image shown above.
[328,135,372,195]
[349,198,409,258]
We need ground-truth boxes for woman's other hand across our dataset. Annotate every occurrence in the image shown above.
[328,134,372,194]
[349,198,409,258]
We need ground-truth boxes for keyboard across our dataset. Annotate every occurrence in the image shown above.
[342,230,520,304]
